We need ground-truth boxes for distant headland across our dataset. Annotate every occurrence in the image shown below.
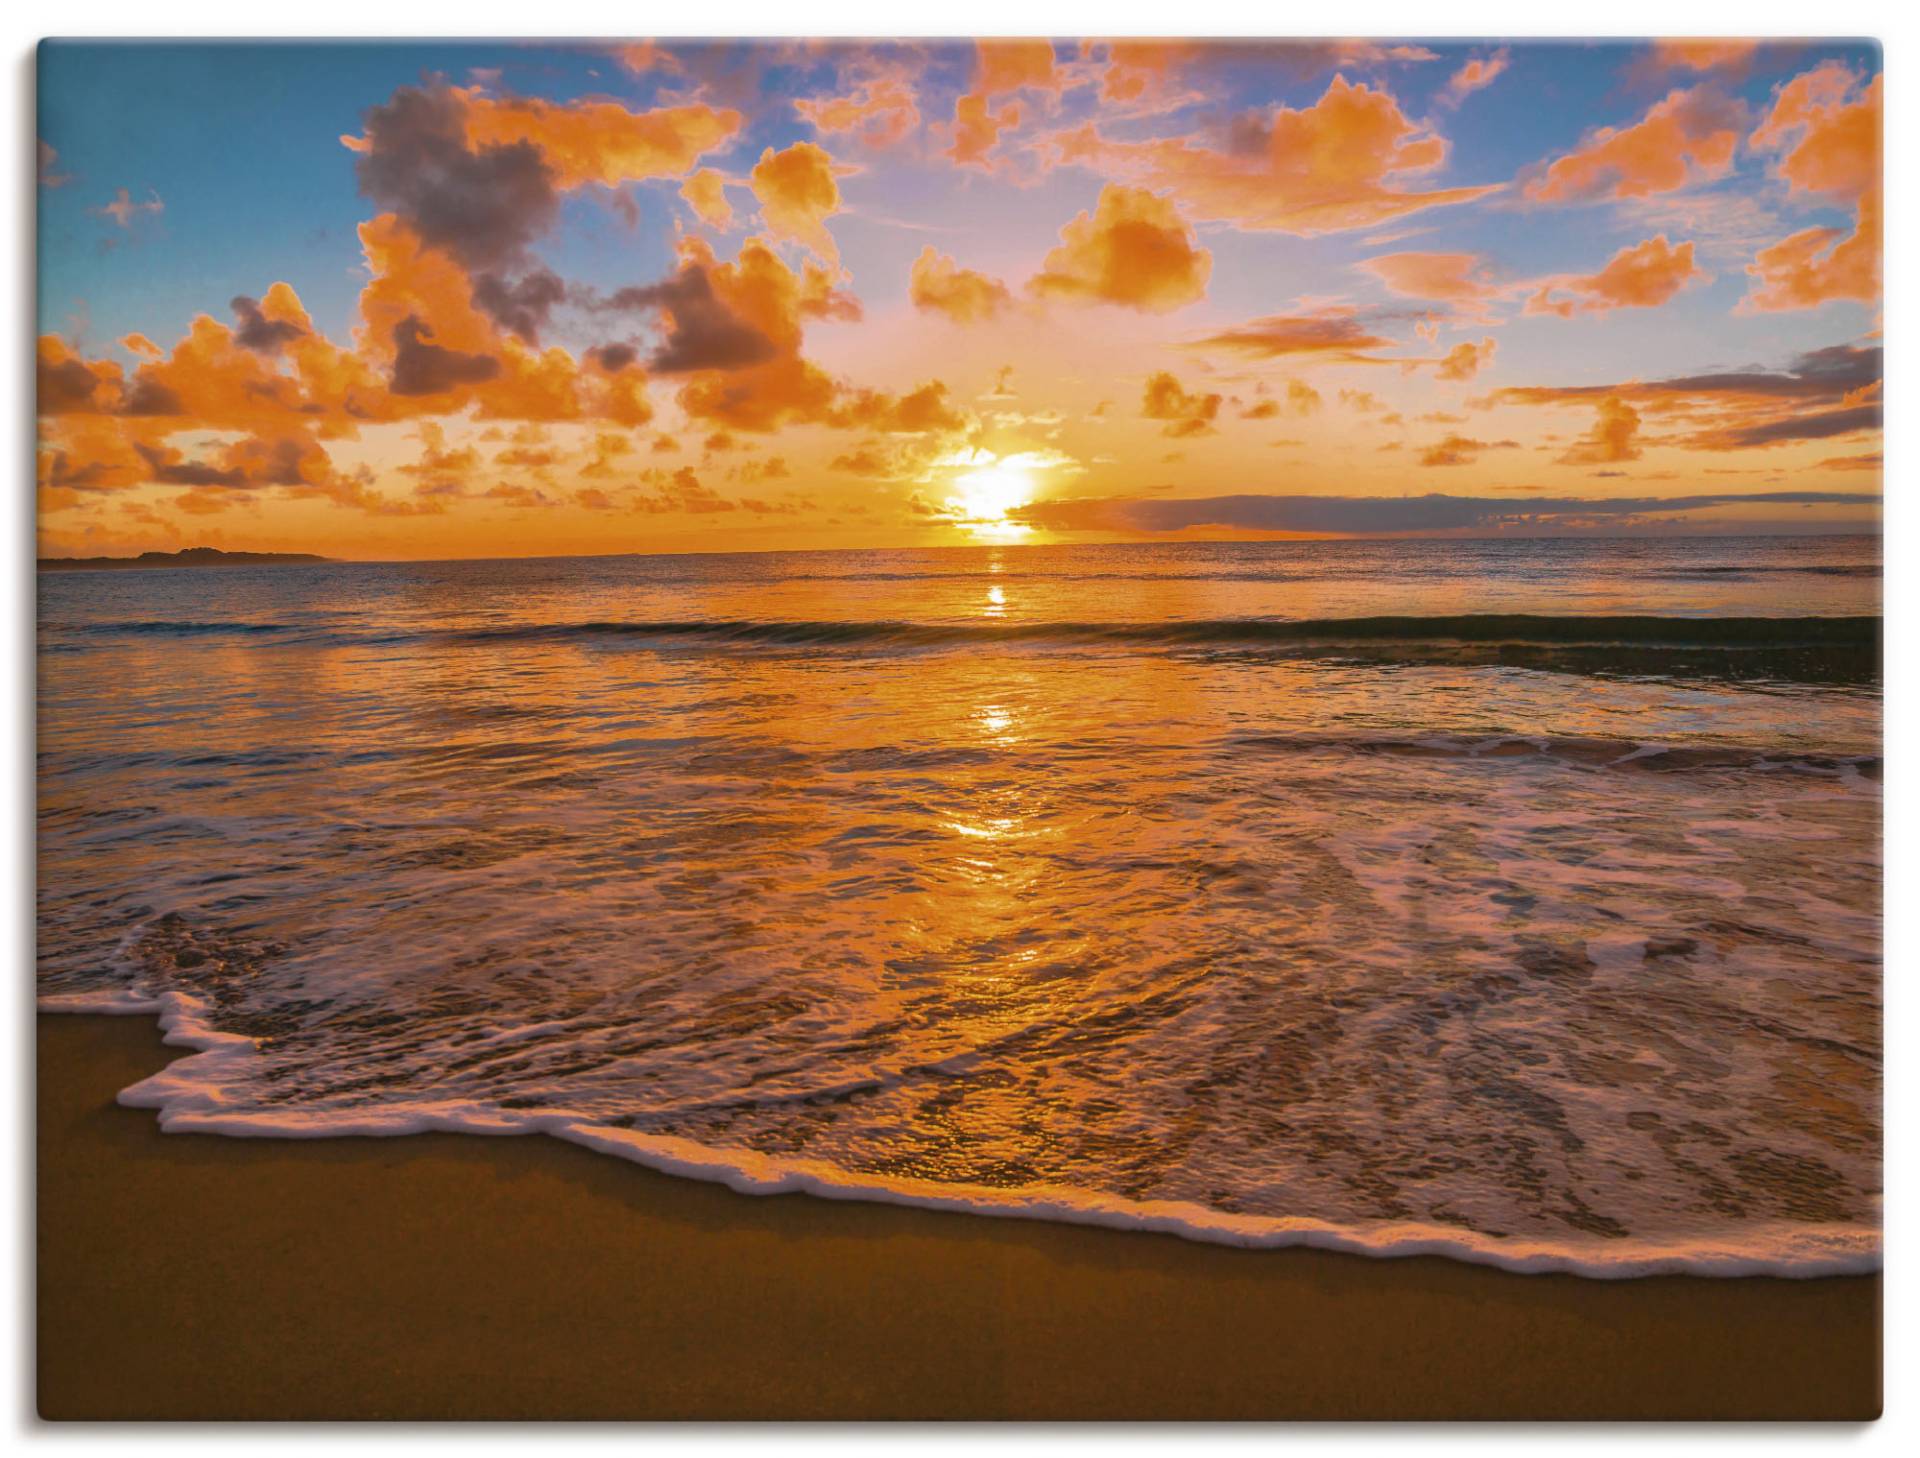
[38,547,333,572]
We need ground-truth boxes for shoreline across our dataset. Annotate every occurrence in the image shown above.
[38,1012,1882,1420]
[52,992,1880,1282]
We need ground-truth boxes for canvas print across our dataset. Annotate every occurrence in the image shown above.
[36,36,1881,1420]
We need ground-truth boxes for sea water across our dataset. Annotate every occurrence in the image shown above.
[37,536,1882,1276]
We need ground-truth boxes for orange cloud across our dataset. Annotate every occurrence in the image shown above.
[1188,309,1397,362]
[1745,198,1882,312]
[1432,337,1496,382]
[1525,235,1707,317]
[946,40,1065,168]
[947,94,1021,167]
[614,42,685,76]
[1098,40,1208,104]
[1420,433,1517,467]
[1055,75,1498,234]
[972,38,1066,98]
[1360,251,1496,304]
[1141,371,1221,436]
[1488,343,1881,456]
[798,77,920,148]
[909,247,1013,324]
[459,91,741,189]
[749,142,842,261]
[1557,397,1643,465]
[1443,49,1509,105]
[637,235,963,441]
[1524,84,1743,203]
[1646,40,1759,75]
[679,169,733,230]
[1744,66,1881,311]
[1028,184,1211,312]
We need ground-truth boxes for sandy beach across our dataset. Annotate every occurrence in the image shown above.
[37,1012,1880,1421]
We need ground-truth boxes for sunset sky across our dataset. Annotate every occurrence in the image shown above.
[36,37,1883,559]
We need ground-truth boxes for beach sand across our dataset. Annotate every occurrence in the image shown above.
[37,1013,1880,1421]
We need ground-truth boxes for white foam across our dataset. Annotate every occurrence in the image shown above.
[41,992,1883,1282]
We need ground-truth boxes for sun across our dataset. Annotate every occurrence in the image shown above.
[948,465,1034,541]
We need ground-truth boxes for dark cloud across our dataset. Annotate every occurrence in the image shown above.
[227,434,328,487]
[471,269,567,344]
[1705,404,1884,449]
[121,377,184,416]
[1017,491,1881,536]
[134,444,247,488]
[37,354,104,413]
[599,264,778,373]
[588,342,639,372]
[388,315,501,397]
[230,295,308,354]
[1496,345,1883,407]
[354,84,559,272]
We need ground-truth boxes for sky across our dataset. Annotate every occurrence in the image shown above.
[36,37,1883,559]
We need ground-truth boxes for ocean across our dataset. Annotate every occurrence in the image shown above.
[36,535,1882,1277]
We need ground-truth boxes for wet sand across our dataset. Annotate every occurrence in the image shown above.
[37,1012,1880,1421]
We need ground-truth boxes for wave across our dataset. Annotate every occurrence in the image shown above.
[40,987,1883,1281]
[1641,564,1880,579]
[48,613,1881,683]
[54,612,1881,647]
[1225,731,1881,778]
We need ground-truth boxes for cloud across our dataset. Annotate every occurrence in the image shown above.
[38,141,71,188]
[1053,75,1499,234]
[636,465,736,515]
[1492,341,1883,457]
[1241,380,1321,419]
[948,94,1023,168]
[1695,404,1883,450]
[947,39,1066,167]
[1557,397,1643,464]
[1442,49,1509,106]
[1525,235,1707,317]
[1028,184,1211,312]
[596,235,956,438]
[1016,490,1878,536]
[1743,65,1881,311]
[586,343,639,372]
[909,247,1013,324]
[749,141,842,260]
[348,83,742,324]
[470,268,567,344]
[971,38,1067,97]
[1360,250,1497,305]
[613,42,685,76]
[1187,308,1396,362]
[679,169,734,230]
[353,85,560,272]
[91,187,163,229]
[1097,41,1209,105]
[1141,371,1221,436]
[1817,452,1881,472]
[1492,342,1881,408]
[600,260,781,374]
[1523,84,1744,204]
[1432,337,1496,382]
[1640,40,1759,77]
[458,89,741,191]
[228,287,313,353]
[388,315,502,396]
[1419,433,1518,467]
[797,76,920,148]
